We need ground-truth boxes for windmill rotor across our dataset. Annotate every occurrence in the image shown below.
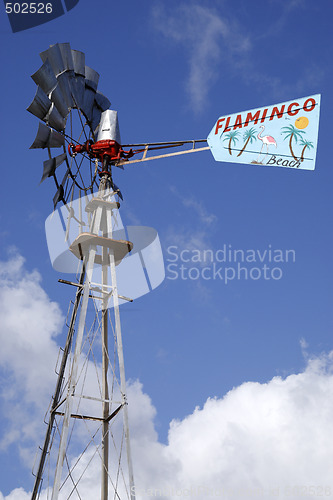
[28,42,111,209]
[28,42,210,211]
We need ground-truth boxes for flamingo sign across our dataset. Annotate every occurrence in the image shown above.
[207,94,321,170]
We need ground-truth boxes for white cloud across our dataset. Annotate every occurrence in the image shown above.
[152,3,324,111]
[166,185,217,255]
[262,0,308,39]
[1,252,333,499]
[179,197,217,228]
[0,489,30,500]
[134,353,333,499]
[152,4,251,112]
[3,352,333,499]
[0,249,63,459]
[164,187,219,301]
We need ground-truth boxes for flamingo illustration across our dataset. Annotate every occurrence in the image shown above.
[255,125,277,163]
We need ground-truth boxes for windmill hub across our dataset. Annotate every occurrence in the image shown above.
[68,139,134,170]
[68,109,134,176]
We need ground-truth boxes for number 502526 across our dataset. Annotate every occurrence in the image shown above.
[5,3,53,14]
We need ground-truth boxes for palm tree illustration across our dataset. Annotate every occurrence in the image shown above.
[222,130,240,156]
[299,137,314,163]
[237,127,257,157]
[281,125,305,160]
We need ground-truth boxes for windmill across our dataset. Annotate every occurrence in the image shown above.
[27,43,321,500]
[27,42,209,500]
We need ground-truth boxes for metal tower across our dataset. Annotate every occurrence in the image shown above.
[31,181,136,499]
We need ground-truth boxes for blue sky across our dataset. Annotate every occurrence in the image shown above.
[1,1,333,498]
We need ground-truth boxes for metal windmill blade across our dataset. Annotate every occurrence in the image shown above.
[41,153,67,184]
[28,42,112,210]
[29,123,65,149]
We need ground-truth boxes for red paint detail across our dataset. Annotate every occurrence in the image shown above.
[233,114,243,130]
[68,140,134,166]
[90,140,121,160]
[303,98,316,112]
[269,105,285,120]
[68,140,92,156]
[287,102,299,116]
[260,109,268,123]
[245,110,260,127]
[224,117,231,132]
[215,118,225,135]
